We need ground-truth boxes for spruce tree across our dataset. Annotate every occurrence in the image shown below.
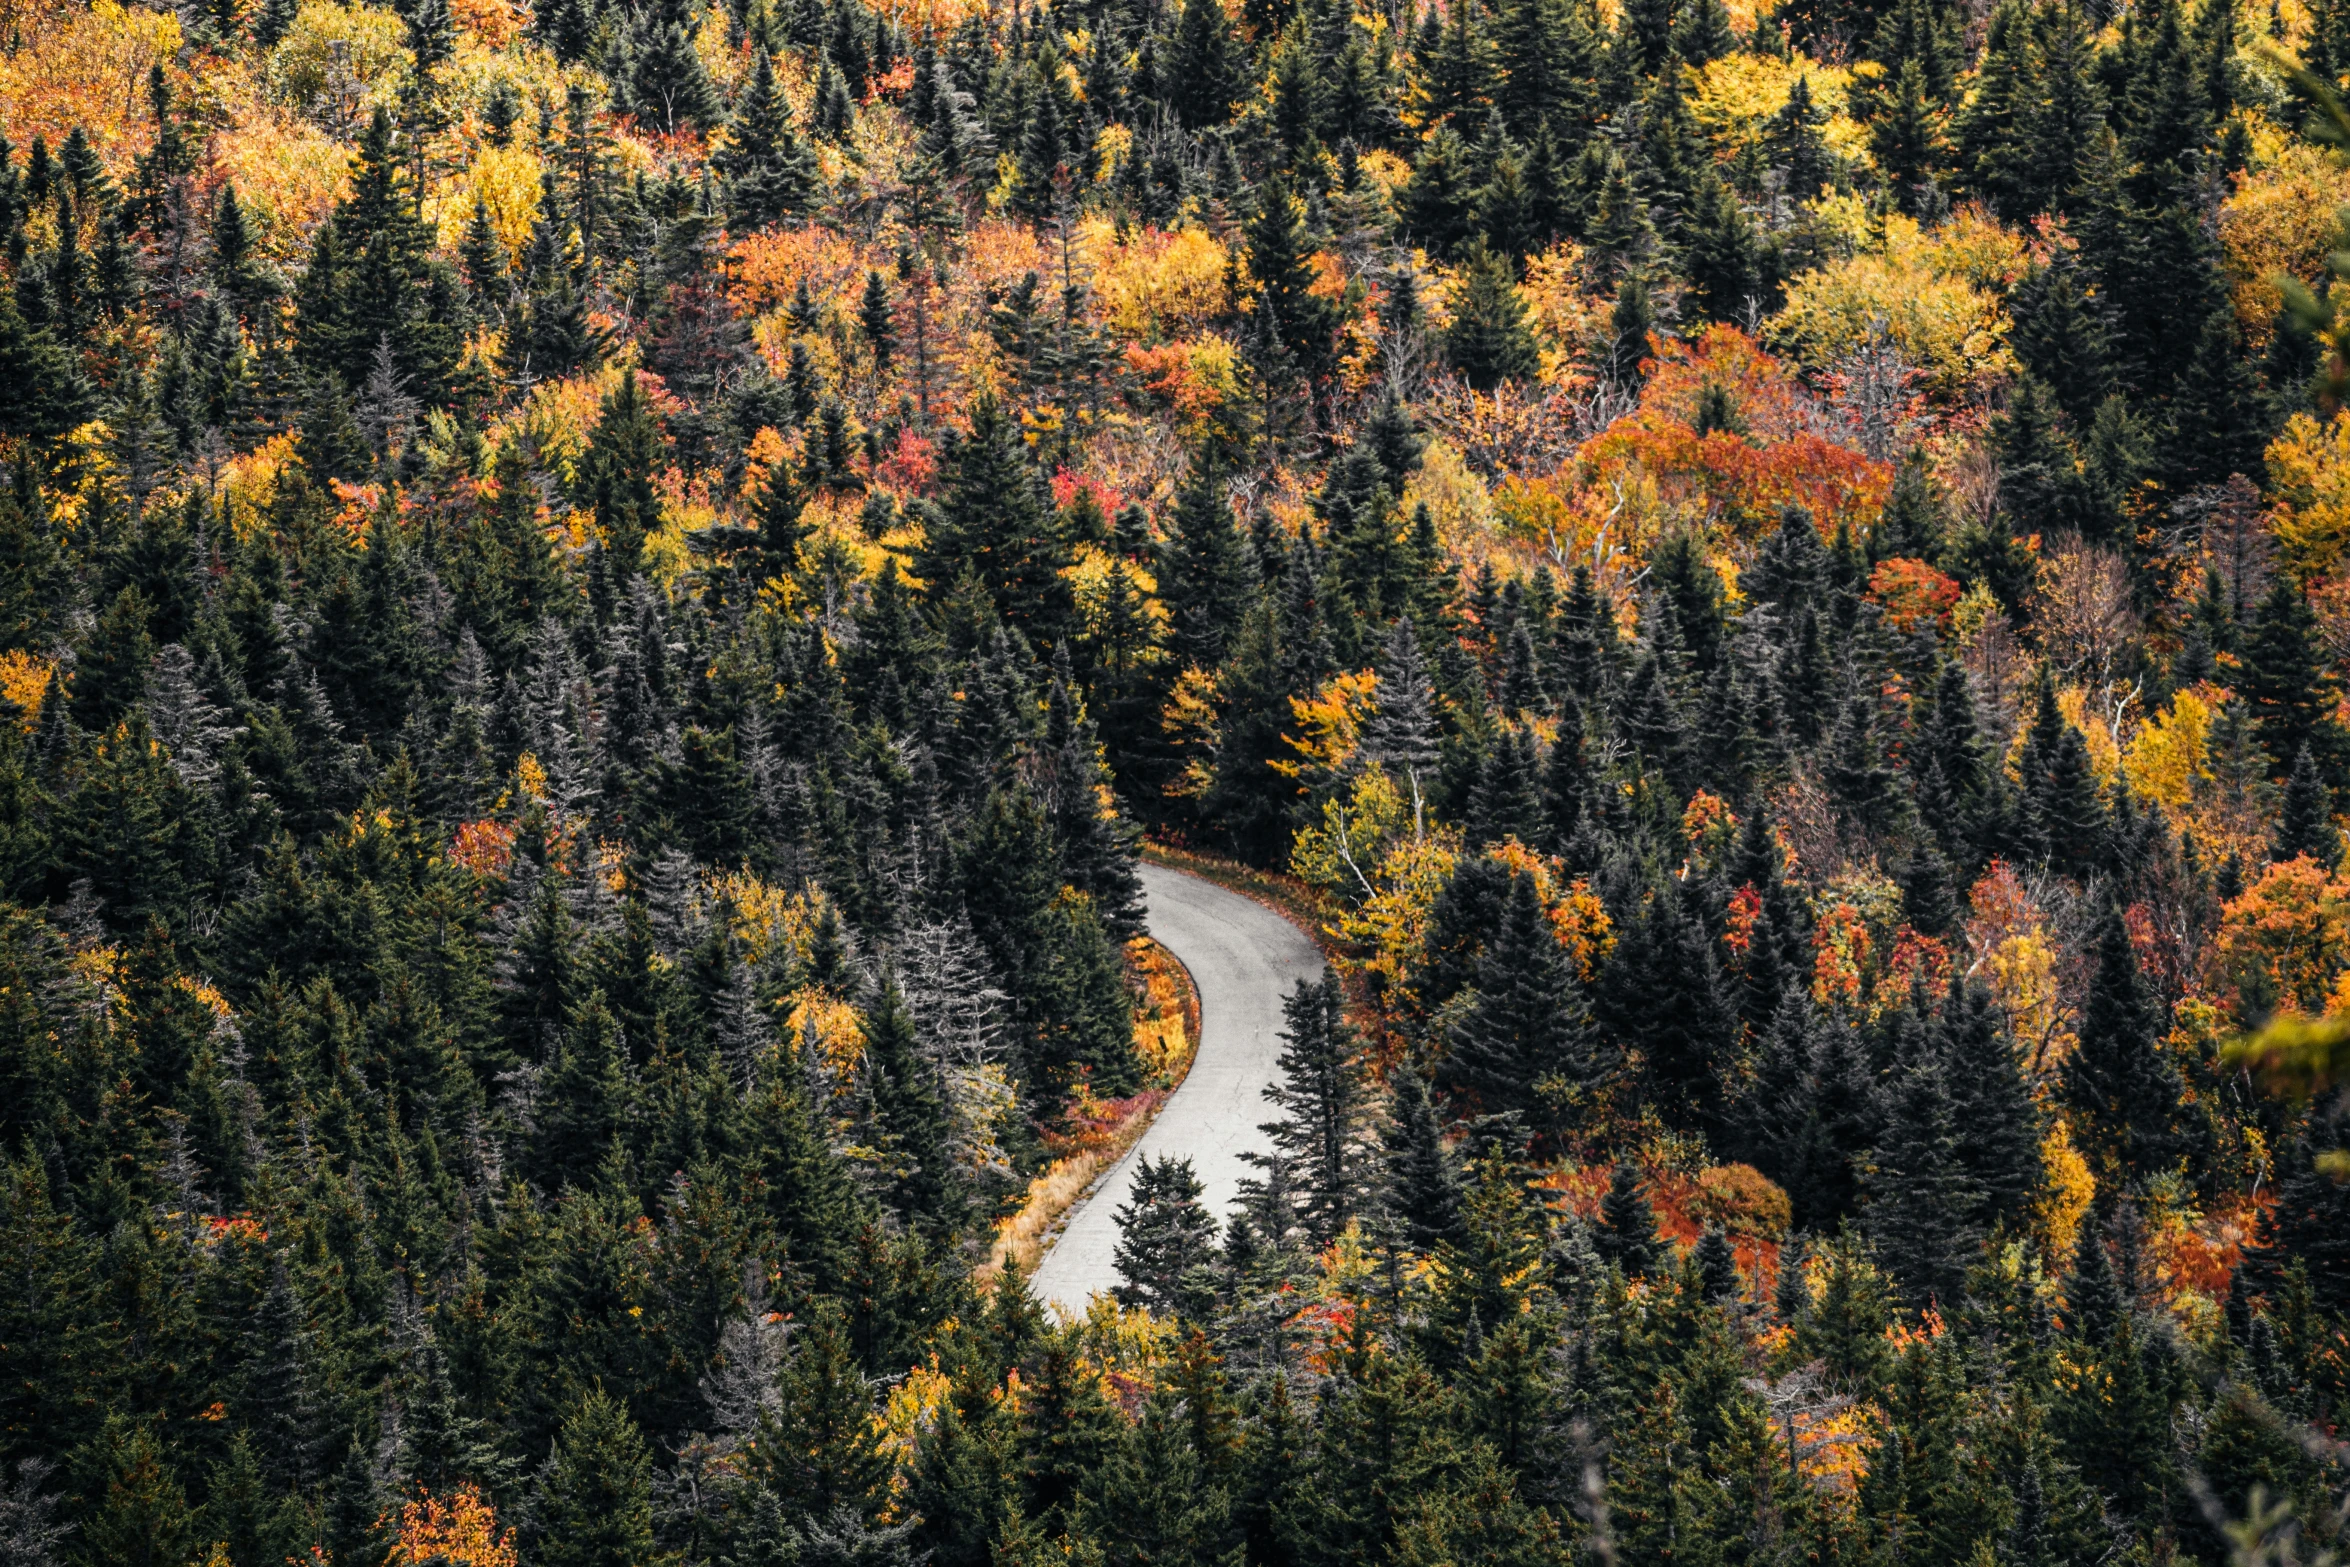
[755,1306,896,1523]
[718,50,820,227]
[1867,1035,1985,1311]
[532,1387,659,1567]
[861,974,958,1231]
[1443,239,1540,388]
[1170,0,1243,126]
[1443,871,1592,1144]
[2273,743,2340,864]
[2064,906,2189,1186]
[1245,174,1344,386]
[917,394,1075,651]
[1113,1154,1222,1317]
[583,370,665,594]
[1382,1064,1466,1251]
[1261,976,1370,1245]
[2240,576,2346,781]
[1158,456,1253,670]
[1593,1160,1664,1275]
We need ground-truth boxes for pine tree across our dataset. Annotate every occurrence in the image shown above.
[457,197,505,307]
[529,1388,658,1567]
[1601,880,1736,1135]
[253,0,297,45]
[1594,1160,1664,1276]
[1693,1225,1741,1303]
[2165,305,2267,492]
[1444,240,1541,387]
[1261,976,1370,1245]
[1040,653,1145,938]
[1672,0,1736,63]
[1935,979,2040,1227]
[1955,0,2035,217]
[1443,871,1592,1144]
[1113,1154,1222,1317]
[1382,1064,1466,1251]
[1401,127,1480,260]
[2010,261,2115,431]
[2064,906,2189,1186]
[917,394,1075,650]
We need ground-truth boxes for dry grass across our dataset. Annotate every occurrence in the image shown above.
[975,937,1200,1287]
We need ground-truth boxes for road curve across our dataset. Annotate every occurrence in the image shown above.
[1027,862,1326,1315]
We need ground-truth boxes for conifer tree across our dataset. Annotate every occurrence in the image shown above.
[1601,880,1735,1133]
[2017,677,2106,876]
[1444,240,1541,387]
[1170,0,1243,126]
[1113,1155,1222,1317]
[1867,1034,1985,1310]
[718,50,821,227]
[1261,977,1370,1244]
[1245,175,1344,386]
[532,1387,659,1567]
[861,974,958,1230]
[1444,871,1592,1143]
[1935,980,2041,1227]
[1593,1160,1663,1275]
[918,394,1075,651]
[1158,456,1253,670]
[1382,1064,1466,1251]
[1762,73,1835,199]
[2272,744,2339,864]
[1040,653,1145,938]
[2240,576,2346,782]
[583,370,665,597]
[2065,906,2189,1186]
[754,1307,895,1523]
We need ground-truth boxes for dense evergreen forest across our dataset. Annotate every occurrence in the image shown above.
[0,0,2348,1549]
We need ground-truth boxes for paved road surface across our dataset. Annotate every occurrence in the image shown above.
[1027,863,1325,1315]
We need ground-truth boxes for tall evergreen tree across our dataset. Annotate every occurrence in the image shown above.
[2064,906,2189,1186]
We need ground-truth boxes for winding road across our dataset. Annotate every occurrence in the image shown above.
[1027,862,1326,1315]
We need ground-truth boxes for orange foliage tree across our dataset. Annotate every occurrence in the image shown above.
[1575,327,1893,540]
[388,1485,515,1567]
[2211,855,2350,1021]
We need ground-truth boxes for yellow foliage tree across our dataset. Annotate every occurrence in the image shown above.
[2124,686,2216,809]
[1768,207,2025,397]
[2219,141,2350,344]
[388,1485,516,1567]
[2266,408,2350,580]
[1087,219,1231,341]
[0,0,181,165]
[267,0,408,113]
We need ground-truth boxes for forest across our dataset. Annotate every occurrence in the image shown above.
[0,0,2346,1550]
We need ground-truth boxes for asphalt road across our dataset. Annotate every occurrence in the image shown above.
[1026,862,1326,1315]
